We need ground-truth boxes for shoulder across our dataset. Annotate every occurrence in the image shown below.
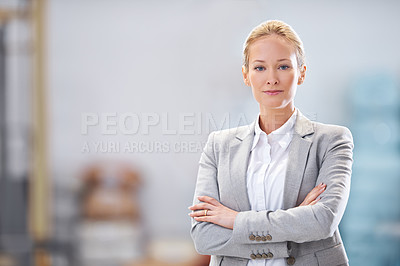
[306,121,354,160]
[202,123,253,156]
[208,124,253,144]
[295,110,353,145]
[310,121,353,143]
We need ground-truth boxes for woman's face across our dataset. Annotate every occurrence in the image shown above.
[242,35,305,112]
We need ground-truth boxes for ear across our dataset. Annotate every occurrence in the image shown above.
[242,65,250,86]
[297,65,307,85]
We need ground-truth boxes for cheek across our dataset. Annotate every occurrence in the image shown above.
[248,72,259,83]
[281,72,297,86]
[249,69,266,78]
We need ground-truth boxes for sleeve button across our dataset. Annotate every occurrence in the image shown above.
[249,234,256,241]
[287,256,296,265]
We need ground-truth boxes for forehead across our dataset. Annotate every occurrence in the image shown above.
[249,35,296,61]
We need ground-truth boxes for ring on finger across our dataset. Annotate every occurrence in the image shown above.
[204,209,208,216]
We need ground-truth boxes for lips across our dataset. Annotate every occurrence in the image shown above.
[263,90,283,96]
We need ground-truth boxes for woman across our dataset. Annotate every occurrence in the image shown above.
[189,20,353,266]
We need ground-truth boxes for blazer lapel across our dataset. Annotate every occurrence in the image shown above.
[228,122,255,211]
[228,110,314,211]
[283,110,314,209]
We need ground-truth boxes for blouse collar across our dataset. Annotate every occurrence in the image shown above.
[251,108,297,151]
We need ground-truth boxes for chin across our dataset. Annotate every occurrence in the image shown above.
[258,100,285,109]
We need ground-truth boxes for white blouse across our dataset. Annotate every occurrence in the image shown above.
[246,109,297,266]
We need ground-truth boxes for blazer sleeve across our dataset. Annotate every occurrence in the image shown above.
[190,132,289,259]
[231,126,354,244]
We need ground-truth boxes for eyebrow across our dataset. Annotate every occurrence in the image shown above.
[251,58,291,63]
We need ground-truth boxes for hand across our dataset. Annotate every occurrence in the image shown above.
[298,183,326,207]
[188,196,238,230]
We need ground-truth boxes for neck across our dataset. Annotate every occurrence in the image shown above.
[258,104,295,134]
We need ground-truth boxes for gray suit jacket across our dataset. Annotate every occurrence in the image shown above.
[190,110,353,266]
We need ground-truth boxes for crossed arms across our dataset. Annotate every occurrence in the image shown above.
[189,128,353,259]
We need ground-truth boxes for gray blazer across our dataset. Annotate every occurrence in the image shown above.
[190,110,354,266]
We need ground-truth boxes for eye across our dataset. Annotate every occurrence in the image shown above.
[279,65,290,70]
[254,66,265,71]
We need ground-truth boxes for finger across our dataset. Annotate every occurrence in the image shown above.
[197,196,221,206]
[188,202,214,211]
[189,209,213,218]
[302,190,319,205]
[309,197,322,205]
[306,184,326,200]
[310,183,326,194]
[194,216,214,223]
[300,184,326,206]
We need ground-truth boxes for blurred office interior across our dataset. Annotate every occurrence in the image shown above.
[0,0,399,265]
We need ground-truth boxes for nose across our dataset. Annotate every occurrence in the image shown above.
[266,71,279,85]
[267,79,278,85]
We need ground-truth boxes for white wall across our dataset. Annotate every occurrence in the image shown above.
[47,0,400,240]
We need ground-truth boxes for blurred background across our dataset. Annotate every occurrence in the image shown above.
[0,0,399,265]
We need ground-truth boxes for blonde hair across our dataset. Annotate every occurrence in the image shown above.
[243,20,306,72]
